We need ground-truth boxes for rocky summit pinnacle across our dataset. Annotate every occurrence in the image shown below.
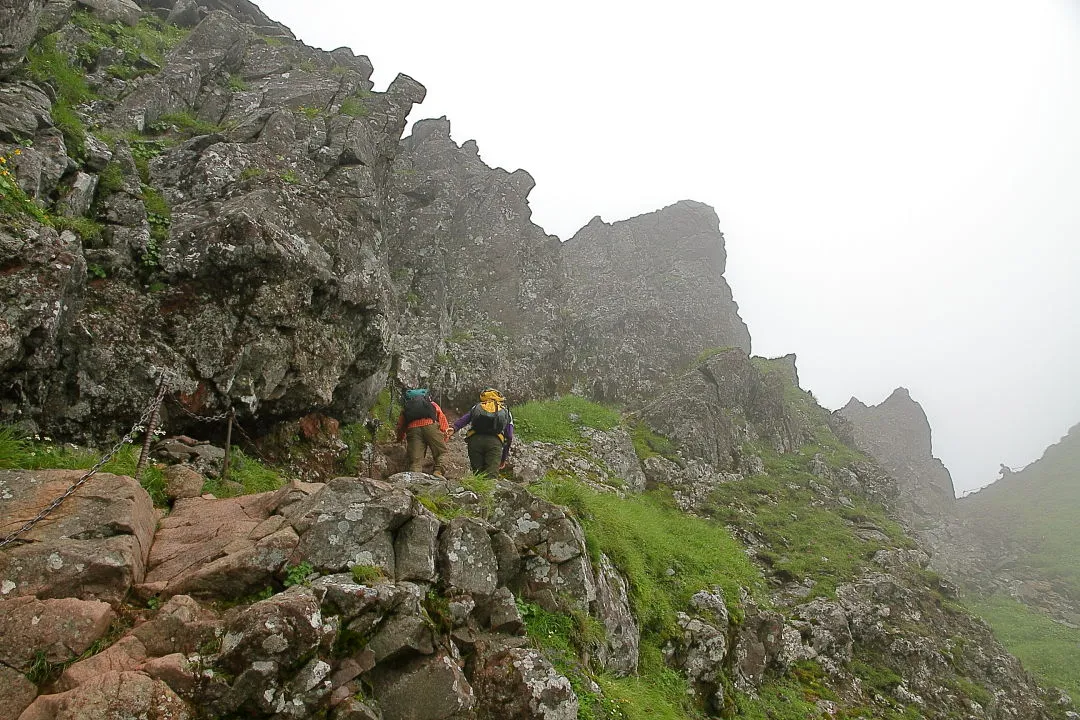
[838,387,957,517]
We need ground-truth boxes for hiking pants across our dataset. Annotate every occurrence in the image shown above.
[406,424,446,474]
[466,433,503,477]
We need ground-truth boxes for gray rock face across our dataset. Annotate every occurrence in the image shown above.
[0,8,426,443]
[838,387,956,517]
[385,116,564,403]
[472,646,578,720]
[562,201,751,404]
[0,0,43,77]
[643,349,808,472]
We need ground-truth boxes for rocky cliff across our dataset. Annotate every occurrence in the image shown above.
[0,2,1076,720]
[838,388,957,520]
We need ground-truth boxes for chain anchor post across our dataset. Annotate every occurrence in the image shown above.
[221,408,235,483]
[136,374,170,482]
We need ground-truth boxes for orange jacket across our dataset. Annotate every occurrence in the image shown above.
[396,401,449,441]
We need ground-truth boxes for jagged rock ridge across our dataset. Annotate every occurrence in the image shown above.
[838,387,957,518]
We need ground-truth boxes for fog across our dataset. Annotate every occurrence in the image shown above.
[254,0,1080,494]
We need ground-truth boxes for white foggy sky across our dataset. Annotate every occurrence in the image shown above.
[254,0,1080,494]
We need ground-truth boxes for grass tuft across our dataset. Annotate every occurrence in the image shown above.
[513,395,621,444]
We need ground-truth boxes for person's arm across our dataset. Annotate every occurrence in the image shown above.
[395,412,406,442]
[500,418,514,464]
[452,411,472,434]
[434,403,450,434]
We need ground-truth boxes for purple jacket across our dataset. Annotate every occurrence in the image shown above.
[454,410,514,463]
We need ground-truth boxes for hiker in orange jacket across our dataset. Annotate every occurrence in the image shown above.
[396,388,450,477]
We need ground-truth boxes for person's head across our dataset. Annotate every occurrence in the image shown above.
[479,388,503,403]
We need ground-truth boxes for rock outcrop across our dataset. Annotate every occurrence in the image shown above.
[562,201,751,404]
[838,387,957,518]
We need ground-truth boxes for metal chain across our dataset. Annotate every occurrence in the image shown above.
[166,396,230,423]
[0,378,171,550]
[231,419,275,465]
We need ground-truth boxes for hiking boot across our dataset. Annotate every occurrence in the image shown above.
[433,470,446,479]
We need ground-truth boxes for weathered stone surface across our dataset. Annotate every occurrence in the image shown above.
[0,0,43,77]
[56,634,148,691]
[165,0,202,27]
[0,596,113,668]
[56,171,98,218]
[385,116,563,402]
[593,553,639,676]
[140,486,302,599]
[290,477,415,574]
[481,586,523,634]
[438,516,498,597]
[217,588,326,675]
[371,652,474,720]
[18,670,190,720]
[0,664,36,720]
[131,594,221,657]
[0,471,155,605]
[76,0,141,25]
[562,201,750,404]
[394,513,439,582]
[491,483,595,612]
[643,350,808,472]
[472,646,577,720]
[366,613,434,663]
[838,387,956,518]
[161,464,204,501]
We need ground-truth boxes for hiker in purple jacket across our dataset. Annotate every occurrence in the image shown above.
[450,388,513,476]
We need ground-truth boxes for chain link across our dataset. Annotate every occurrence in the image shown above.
[231,419,275,465]
[166,395,230,423]
[0,378,171,550]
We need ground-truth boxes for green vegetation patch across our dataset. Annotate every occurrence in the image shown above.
[71,9,187,68]
[706,449,909,598]
[151,111,221,138]
[201,448,286,498]
[514,395,621,444]
[533,475,763,637]
[968,594,1080,703]
[630,422,679,463]
[0,426,166,506]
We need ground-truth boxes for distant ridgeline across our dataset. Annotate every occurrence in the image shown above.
[840,392,1080,704]
[0,0,1077,718]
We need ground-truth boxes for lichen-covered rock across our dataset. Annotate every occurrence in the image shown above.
[438,516,498,597]
[131,594,221,657]
[593,553,638,676]
[18,670,190,720]
[289,477,417,575]
[371,652,475,720]
[471,646,577,720]
[0,596,113,669]
[0,470,155,605]
[217,588,325,672]
[490,483,595,612]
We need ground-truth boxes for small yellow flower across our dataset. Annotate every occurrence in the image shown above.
[13,149,21,155]
[0,156,6,163]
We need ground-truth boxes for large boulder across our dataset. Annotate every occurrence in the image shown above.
[17,671,190,720]
[0,471,156,605]
[288,477,419,575]
[370,652,475,720]
[471,646,577,720]
[0,596,113,669]
[139,484,309,600]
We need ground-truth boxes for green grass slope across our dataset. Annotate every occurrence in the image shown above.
[959,423,1080,598]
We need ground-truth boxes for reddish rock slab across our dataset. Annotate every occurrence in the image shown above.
[56,634,148,692]
[17,670,191,720]
[0,471,157,606]
[0,665,37,720]
[139,486,304,600]
[0,596,114,669]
